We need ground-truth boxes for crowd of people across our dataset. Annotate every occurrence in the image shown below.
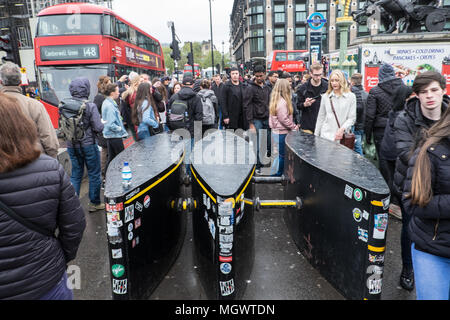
[0,60,448,300]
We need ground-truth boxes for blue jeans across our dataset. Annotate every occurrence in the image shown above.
[253,119,271,169]
[68,144,102,205]
[411,243,450,300]
[270,133,287,176]
[354,129,364,155]
[39,273,73,300]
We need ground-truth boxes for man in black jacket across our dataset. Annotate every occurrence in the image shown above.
[243,65,271,174]
[365,63,408,159]
[393,71,448,291]
[296,62,328,133]
[211,74,224,128]
[222,67,247,130]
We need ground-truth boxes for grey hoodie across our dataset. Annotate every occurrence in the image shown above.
[66,77,104,148]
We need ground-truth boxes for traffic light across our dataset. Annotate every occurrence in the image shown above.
[0,34,15,63]
[170,40,181,61]
[187,52,194,66]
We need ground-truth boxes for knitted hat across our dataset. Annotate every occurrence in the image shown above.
[378,64,396,83]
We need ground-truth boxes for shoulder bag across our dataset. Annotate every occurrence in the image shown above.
[329,97,355,150]
[0,199,55,238]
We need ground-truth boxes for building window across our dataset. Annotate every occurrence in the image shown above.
[16,25,33,49]
[316,2,328,53]
[295,3,307,23]
[273,27,285,50]
[295,27,307,50]
[250,14,264,25]
[273,4,285,24]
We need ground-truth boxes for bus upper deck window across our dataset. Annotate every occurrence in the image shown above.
[275,53,287,61]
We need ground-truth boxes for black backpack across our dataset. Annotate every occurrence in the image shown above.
[57,98,88,143]
[167,97,189,130]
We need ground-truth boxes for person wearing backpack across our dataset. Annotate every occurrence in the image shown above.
[60,78,105,213]
[198,79,218,135]
[350,73,369,155]
[166,75,203,137]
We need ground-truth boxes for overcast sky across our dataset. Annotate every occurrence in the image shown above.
[112,0,234,52]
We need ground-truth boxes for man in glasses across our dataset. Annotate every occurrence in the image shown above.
[296,62,328,134]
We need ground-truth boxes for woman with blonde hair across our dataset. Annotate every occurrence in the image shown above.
[315,69,356,143]
[269,79,299,176]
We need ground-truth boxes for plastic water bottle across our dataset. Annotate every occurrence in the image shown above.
[122,162,132,190]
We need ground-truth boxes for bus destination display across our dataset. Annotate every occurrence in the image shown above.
[40,44,100,61]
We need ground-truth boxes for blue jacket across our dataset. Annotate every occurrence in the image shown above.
[137,100,159,139]
[66,78,104,148]
[102,97,128,139]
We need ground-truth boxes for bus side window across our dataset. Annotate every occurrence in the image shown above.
[275,52,286,61]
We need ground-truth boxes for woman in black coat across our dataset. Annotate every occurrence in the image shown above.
[0,93,86,300]
[402,107,450,300]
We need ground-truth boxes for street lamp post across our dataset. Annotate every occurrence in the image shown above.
[335,0,354,75]
[209,0,215,75]
[222,40,225,74]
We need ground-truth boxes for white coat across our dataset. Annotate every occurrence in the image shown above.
[314,91,357,142]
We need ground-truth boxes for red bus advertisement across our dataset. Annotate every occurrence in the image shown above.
[183,63,201,78]
[267,50,308,74]
[34,3,165,128]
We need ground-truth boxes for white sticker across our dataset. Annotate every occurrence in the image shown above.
[144,195,151,208]
[112,249,123,259]
[128,232,133,241]
[112,279,127,295]
[125,205,134,223]
[220,263,232,275]
[382,196,390,210]
[219,242,233,252]
[128,223,133,232]
[220,234,233,243]
[344,184,353,199]
[219,216,231,226]
[218,201,233,216]
[220,279,235,296]
[208,219,215,240]
[135,202,143,212]
[219,226,233,234]
[373,214,388,239]
[362,210,370,221]
[358,227,368,242]
[366,265,383,295]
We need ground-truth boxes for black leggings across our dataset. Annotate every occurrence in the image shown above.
[106,138,124,172]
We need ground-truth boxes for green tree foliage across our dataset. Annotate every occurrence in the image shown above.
[163,41,230,75]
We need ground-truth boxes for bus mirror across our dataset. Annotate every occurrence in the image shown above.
[303,57,309,62]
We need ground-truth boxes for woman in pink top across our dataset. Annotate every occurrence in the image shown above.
[269,79,299,176]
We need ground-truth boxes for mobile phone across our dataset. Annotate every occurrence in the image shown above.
[308,95,320,100]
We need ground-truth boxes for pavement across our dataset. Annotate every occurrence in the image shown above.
[71,165,416,300]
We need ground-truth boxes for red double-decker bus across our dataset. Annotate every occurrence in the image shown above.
[35,3,165,128]
[267,50,309,74]
[183,63,201,78]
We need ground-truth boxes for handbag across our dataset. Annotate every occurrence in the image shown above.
[0,199,55,238]
[329,97,355,150]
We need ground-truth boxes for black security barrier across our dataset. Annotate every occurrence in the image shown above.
[104,133,186,300]
[190,130,256,299]
[284,131,390,300]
